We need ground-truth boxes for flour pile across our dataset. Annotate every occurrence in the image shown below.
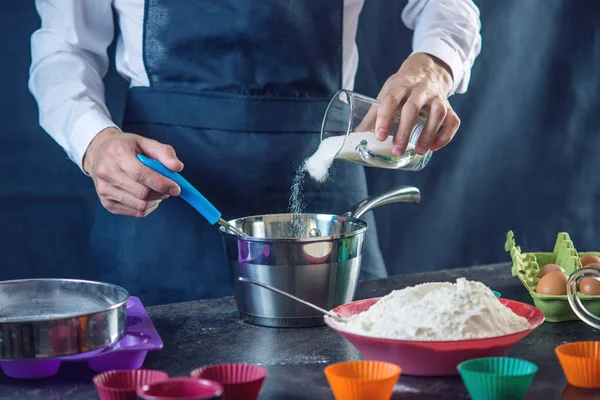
[341,278,530,341]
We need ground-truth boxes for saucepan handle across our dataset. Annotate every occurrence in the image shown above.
[567,267,600,329]
[343,186,421,219]
[136,154,222,224]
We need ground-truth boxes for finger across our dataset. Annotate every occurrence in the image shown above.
[96,183,161,218]
[431,107,461,151]
[137,138,184,172]
[392,90,431,156]
[107,185,163,212]
[115,172,169,201]
[97,161,167,201]
[101,198,160,218]
[415,98,447,155]
[118,154,181,197]
[355,103,378,135]
[375,88,408,141]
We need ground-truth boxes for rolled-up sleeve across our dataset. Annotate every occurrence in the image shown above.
[29,0,117,171]
[402,0,482,95]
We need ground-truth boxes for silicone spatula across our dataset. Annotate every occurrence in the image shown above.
[136,154,246,236]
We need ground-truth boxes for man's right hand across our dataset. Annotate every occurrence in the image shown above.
[83,127,184,218]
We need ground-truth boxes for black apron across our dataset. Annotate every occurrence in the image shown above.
[90,0,387,306]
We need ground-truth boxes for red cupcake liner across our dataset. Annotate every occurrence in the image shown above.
[137,377,223,400]
[93,369,169,400]
[190,363,267,400]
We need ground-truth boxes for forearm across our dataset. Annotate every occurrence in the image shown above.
[29,50,117,168]
[402,0,482,95]
[29,0,117,170]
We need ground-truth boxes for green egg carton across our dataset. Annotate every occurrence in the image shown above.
[505,230,600,322]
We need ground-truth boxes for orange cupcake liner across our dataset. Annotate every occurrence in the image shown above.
[324,360,401,400]
[556,341,600,388]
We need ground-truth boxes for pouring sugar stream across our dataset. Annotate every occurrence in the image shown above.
[288,130,423,236]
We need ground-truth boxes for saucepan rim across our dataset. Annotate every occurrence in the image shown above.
[218,212,368,243]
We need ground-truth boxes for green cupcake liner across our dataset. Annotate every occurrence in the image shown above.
[458,357,537,400]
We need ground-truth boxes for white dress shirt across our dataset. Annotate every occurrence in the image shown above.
[29,0,482,171]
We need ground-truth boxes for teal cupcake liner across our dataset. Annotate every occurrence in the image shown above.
[458,357,538,400]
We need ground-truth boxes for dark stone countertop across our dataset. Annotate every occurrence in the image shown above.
[1,263,599,399]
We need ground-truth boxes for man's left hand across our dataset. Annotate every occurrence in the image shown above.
[375,53,461,156]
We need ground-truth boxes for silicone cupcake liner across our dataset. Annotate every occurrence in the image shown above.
[190,363,267,400]
[505,231,600,322]
[137,377,223,400]
[458,357,537,400]
[556,341,600,388]
[94,369,169,400]
[324,360,401,400]
[0,296,163,379]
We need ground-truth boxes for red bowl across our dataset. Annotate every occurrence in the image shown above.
[325,298,544,377]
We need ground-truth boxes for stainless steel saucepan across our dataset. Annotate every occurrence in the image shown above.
[138,155,421,328]
[220,187,420,327]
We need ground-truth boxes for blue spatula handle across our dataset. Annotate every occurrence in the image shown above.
[136,154,221,225]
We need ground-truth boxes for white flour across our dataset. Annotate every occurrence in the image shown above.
[340,278,530,341]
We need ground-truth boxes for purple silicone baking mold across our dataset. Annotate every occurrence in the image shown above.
[0,296,163,379]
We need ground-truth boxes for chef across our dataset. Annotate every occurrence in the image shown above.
[29,0,481,306]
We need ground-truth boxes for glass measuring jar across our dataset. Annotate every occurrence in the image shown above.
[320,90,432,171]
[567,267,600,328]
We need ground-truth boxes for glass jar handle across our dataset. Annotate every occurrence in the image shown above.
[567,267,600,329]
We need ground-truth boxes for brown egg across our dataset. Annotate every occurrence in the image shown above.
[578,277,600,296]
[535,271,568,295]
[580,254,600,266]
[536,263,565,278]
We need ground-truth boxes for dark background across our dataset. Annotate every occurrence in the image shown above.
[2,1,599,282]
